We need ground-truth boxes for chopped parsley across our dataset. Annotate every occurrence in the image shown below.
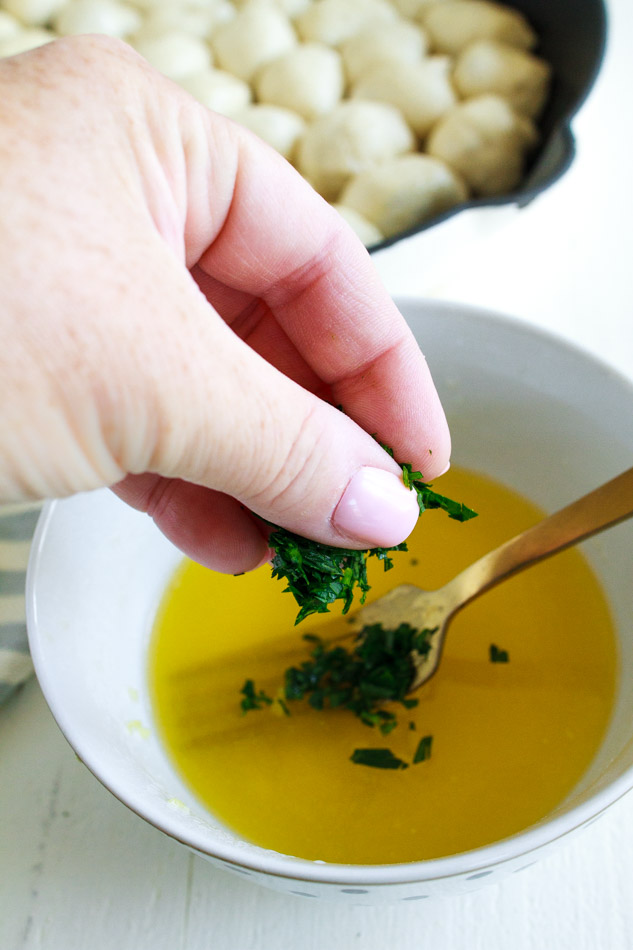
[239,679,273,713]
[269,451,476,625]
[268,529,404,626]
[240,622,438,768]
[489,644,510,663]
[413,735,433,764]
[282,623,433,729]
[350,748,409,770]
[245,445,477,768]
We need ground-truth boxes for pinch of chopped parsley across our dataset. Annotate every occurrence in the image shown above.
[268,529,405,626]
[245,445,477,767]
[268,448,476,625]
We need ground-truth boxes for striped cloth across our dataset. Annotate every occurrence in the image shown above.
[0,503,42,705]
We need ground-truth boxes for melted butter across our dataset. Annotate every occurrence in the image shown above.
[149,467,617,864]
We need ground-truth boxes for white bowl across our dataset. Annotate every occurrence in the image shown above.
[26,299,633,903]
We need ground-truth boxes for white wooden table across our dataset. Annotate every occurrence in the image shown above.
[3,1,633,945]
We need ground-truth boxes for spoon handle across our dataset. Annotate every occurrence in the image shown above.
[442,466,633,612]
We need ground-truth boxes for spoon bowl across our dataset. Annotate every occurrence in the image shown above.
[350,466,633,691]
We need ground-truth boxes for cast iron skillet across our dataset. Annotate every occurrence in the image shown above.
[369,0,607,252]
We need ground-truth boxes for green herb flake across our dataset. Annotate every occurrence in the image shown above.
[489,644,510,663]
[350,748,409,770]
[240,679,274,713]
[413,735,433,764]
[268,444,476,624]
[277,697,291,717]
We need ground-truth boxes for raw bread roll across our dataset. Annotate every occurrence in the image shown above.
[390,0,448,16]
[1,0,65,26]
[296,0,396,47]
[340,152,468,236]
[179,68,252,115]
[296,99,415,201]
[255,43,344,120]
[332,203,384,246]
[133,4,232,40]
[453,39,551,118]
[53,0,142,37]
[0,10,21,39]
[426,93,538,194]
[211,0,296,81]
[233,103,307,161]
[351,56,456,138]
[0,26,53,55]
[132,30,213,80]
[340,19,427,83]
[262,0,311,15]
[423,0,536,54]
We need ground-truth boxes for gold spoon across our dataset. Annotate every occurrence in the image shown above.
[347,466,633,692]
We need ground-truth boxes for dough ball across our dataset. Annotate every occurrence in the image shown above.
[0,10,21,40]
[390,0,448,16]
[131,0,232,12]
[132,31,213,80]
[263,0,312,16]
[233,103,307,161]
[296,98,415,201]
[332,203,384,247]
[53,0,142,38]
[133,4,228,40]
[423,0,536,54]
[453,39,551,118]
[0,26,54,56]
[351,56,456,138]
[255,43,344,121]
[340,153,468,236]
[211,1,297,82]
[340,20,428,83]
[426,93,538,194]
[178,68,252,115]
[1,0,65,27]
[296,0,396,47]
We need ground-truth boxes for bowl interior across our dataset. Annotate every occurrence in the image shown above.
[27,300,633,890]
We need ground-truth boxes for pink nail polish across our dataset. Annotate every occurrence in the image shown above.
[333,467,420,547]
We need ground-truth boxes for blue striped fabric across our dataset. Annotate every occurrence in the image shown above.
[0,503,42,705]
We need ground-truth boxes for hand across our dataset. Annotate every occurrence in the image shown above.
[0,35,450,574]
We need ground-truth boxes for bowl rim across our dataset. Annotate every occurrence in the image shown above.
[26,299,633,887]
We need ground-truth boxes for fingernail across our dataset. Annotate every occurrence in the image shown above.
[333,467,420,547]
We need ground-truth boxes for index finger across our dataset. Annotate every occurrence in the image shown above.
[189,119,451,478]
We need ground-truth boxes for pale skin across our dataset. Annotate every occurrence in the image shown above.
[0,35,451,575]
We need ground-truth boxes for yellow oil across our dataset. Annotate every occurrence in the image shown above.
[149,467,617,864]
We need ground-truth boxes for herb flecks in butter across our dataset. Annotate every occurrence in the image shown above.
[350,748,409,770]
[240,622,438,766]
